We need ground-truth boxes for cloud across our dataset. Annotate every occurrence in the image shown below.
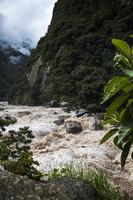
[0,0,57,49]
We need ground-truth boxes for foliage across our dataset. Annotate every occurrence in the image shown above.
[100,38,133,169]
[10,0,133,108]
[0,117,43,180]
[43,165,131,200]
[0,44,28,101]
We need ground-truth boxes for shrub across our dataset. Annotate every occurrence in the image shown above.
[100,37,133,169]
[0,117,43,180]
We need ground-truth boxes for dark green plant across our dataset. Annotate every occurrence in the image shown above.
[100,37,133,169]
[0,117,43,180]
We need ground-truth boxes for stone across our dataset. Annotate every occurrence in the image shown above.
[76,109,89,118]
[87,104,102,113]
[63,106,71,113]
[92,115,103,130]
[18,111,31,117]
[60,102,69,107]
[54,116,65,125]
[0,172,101,200]
[65,120,82,134]
[0,172,69,200]
[49,100,59,108]
[50,177,101,200]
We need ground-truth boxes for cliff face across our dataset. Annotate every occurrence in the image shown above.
[10,0,133,108]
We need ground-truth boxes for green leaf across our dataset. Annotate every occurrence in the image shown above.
[117,126,130,145]
[103,111,120,125]
[123,83,133,93]
[106,95,127,115]
[100,128,118,144]
[112,39,131,58]
[121,100,133,126]
[121,141,132,169]
[129,34,133,38]
[113,136,123,150]
[122,69,133,77]
[102,76,129,103]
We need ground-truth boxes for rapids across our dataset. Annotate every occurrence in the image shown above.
[0,104,133,195]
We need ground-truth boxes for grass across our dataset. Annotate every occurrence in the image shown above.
[43,165,132,200]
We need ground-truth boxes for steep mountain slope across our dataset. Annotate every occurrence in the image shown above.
[0,41,28,101]
[10,0,133,109]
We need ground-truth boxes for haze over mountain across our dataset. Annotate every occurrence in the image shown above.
[0,0,57,54]
[0,0,57,101]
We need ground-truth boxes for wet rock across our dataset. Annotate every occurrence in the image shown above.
[18,111,31,117]
[87,104,102,113]
[63,106,71,113]
[92,115,103,130]
[0,107,4,111]
[51,177,101,200]
[49,100,59,107]
[54,116,65,125]
[60,102,69,107]
[92,119,103,130]
[65,120,82,134]
[76,109,89,118]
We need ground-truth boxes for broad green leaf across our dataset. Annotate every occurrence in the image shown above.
[112,39,131,58]
[102,76,129,103]
[121,100,133,126]
[122,69,133,77]
[103,111,120,125]
[123,83,133,93]
[121,141,132,169]
[106,95,127,115]
[129,34,133,38]
[113,136,123,150]
[100,128,118,144]
[118,126,130,145]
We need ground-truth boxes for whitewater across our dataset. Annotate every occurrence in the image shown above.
[0,104,132,195]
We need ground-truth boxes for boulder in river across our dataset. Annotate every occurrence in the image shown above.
[65,120,82,134]
[18,111,31,117]
[54,116,65,125]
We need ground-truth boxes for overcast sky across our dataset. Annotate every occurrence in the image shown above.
[0,0,57,50]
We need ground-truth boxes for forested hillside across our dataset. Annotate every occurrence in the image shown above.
[10,0,133,110]
[0,41,28,101]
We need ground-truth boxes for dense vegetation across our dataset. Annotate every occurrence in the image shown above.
[101,38,133,169]
[0,42,27,101]
[0,117,43,180]
[9,0,133,109]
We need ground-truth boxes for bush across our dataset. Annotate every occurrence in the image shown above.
[0,117,43,180]
[100,37,133,169]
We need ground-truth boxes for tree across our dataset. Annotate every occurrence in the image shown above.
[0,116,43,180]
[100,37,133,169]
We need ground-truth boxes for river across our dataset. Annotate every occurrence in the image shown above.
[0,104,133,195]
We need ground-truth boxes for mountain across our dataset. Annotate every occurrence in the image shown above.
[10,0,133,110]
[0,40,28,101]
